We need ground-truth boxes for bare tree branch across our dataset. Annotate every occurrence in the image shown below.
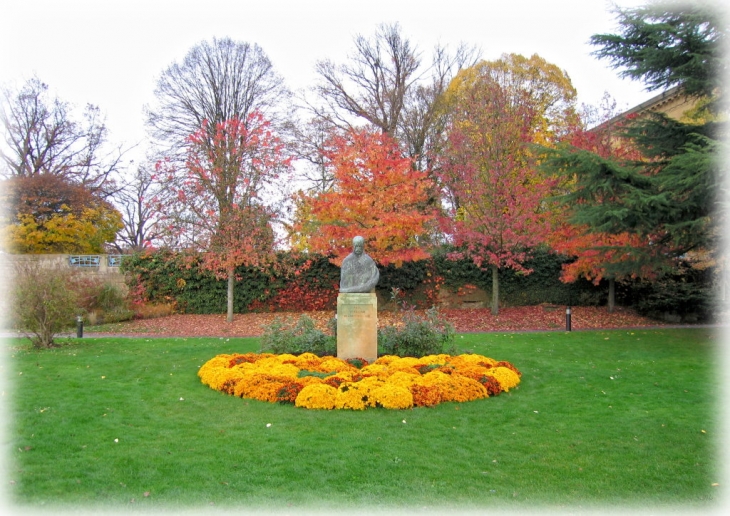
[1,77,128,198]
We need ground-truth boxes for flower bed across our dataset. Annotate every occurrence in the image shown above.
[198,352,521,410]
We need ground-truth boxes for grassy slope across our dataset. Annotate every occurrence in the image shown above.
[3,328,722,512]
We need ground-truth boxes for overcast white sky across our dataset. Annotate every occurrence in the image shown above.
[0,0,668,164]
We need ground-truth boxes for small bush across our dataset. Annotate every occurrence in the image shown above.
[12,261,79,348]
[259,315,336,356]
[95,283,127,312]
[378,307,456,358]
[65,277,133,325]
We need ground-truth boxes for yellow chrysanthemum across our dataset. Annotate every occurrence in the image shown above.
[485,366,521,392]
[256,355,288,369]
[388,357,422,369]
[374,355,400,365]
[335,379,384,410]
[199,352,519,410]
[295,383,337,409]
[420,370,451,386]
[370,384,414,409]
[448,374,489,402]
[386,370,420,389]
[317,357,354,373]
[198,354,232,377]
[250,362,300,379]
[360,363,389,378]
[329,370,358,382]
[448,354,497,369]
[419,354,451,366]
[203,367,246,392]
[293,352,322,369]
[198,355,243,390]
[358,375,385,388]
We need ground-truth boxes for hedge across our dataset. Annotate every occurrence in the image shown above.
[121,247,715,320]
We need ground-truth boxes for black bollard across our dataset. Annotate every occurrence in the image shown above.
[565,306,572,332]
[76,315,84,338]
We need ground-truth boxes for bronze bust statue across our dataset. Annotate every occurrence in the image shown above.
[339,236,379,293]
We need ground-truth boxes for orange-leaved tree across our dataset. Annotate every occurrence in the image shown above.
[546,95,655,311]
[291,128,435,267]
[153,113,291,321]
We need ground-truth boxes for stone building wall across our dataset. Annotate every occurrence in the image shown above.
[0,253,127,292]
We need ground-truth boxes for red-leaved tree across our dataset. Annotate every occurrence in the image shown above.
[438,76,555,315]
[153,112,291,321]
[291,128,435,267]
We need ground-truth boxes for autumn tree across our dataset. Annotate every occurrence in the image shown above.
[1,174,122,253]
[145,37,292,321]
[541,2,724,290]
[1,76,127,198]
[308,23,478,170]
[444,53,579,147]
[544,94,654,311]
[291,128,435,267]
[146,37,290,159]
[153,114,290,322]
[312,23,419,137]
[438,72,555,315]
[439,53,579,234]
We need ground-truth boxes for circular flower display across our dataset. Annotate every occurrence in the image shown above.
[198,352,521,410]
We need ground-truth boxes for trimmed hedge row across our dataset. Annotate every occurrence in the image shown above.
[121,247,715,321]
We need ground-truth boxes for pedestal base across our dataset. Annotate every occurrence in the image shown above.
[336,293,377,363]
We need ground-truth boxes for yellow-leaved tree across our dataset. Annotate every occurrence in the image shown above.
[1,175,122,253]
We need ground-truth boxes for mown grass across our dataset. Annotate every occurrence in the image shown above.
[2,328,723,513]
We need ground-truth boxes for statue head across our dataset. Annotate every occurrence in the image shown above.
[353,236,365,257]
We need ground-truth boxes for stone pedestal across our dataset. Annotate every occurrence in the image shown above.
[337,293,378,363]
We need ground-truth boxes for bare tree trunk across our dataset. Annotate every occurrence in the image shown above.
[227,268,234,323]
[491,264,499,316]
[608,277,615,313]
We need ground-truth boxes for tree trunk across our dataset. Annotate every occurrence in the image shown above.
[491,264,499,316]
[608,277,615,313]
[227,268,234,323]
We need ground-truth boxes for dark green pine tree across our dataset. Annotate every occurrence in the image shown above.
[541,1,726,278]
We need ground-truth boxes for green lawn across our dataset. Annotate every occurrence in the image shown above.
[2,328,723,512]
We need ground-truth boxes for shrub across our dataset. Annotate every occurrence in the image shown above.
[12,261,79,348]
[259,314,336,356]
[378,307,456,358]
[95,282,127,312]
[617,263,714,322]
[67,277,133,325]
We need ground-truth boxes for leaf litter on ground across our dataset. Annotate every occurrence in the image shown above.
[89,305,670,338]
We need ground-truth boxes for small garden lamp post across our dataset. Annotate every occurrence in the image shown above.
[565,306,572,332]
[76,315,84,338]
